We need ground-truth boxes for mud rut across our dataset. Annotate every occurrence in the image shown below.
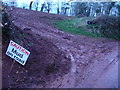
[2,7,118,88]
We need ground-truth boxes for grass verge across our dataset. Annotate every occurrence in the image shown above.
[54,18,102,38]
[54,17,119,40]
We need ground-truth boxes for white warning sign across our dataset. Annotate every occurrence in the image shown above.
[6,40,30,65]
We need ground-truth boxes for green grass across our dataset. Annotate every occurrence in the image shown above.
[54,17,119,40]
[54,17,102,38]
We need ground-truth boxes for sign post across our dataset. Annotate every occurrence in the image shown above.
[6,40,30,65]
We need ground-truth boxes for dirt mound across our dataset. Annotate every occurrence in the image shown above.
[2,7,118,88]
[6,7,71,26]
[2,7,71,88]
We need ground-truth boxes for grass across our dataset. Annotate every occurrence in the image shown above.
[54,17,102,38]
[54,17,119,40]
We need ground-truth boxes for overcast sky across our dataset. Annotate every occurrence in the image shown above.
[2,0,119,7]
[3,0,69,3]
[2,0,70,8]
[2,0,119,3]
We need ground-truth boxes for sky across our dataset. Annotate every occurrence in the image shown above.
[1,0,65,2]
[2,0,119,4]
[2,0,119,7]
[2,0,70,14]
[2,0,70,8]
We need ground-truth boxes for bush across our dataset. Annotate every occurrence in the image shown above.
[89,15,120,40]
[2,6,14,39]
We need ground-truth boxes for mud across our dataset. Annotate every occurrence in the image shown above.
[2,7,118,88]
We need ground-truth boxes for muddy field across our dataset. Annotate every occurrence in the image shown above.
[2,7,118,88]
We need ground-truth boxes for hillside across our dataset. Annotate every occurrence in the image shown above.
[2,7,118,88]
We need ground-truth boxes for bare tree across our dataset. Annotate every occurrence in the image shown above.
[22,3,28,9]
[32,2,39,11]
[57,3,60,14]
[61,2,70,15]
[105,2,115,15]
[35,2,39,11]
[45,2,52,13]
[116,2,120,16]
[29,1,34,10]
[41,3,45,12]
[72,2,89,17]
[6,0,17,7]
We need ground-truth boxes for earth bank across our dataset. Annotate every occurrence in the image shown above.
[2,7,118,88]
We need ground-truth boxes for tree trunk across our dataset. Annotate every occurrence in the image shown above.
[86,7,91,17]
[41,3,45,12]
[105,2,115,15]
[57,7,60,14]
[47,9,50,13]
[29,1,33,10]
[117,5,120,16]
[35,3,39,11]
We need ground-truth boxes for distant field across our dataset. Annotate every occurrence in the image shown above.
[54,17,102,38]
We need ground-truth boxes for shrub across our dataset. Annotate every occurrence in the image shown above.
[89,15,120,40]
[2,6,14,39]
